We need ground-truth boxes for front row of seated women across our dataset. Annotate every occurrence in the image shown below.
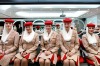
[0,18,99,66]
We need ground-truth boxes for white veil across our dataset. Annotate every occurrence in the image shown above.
[61,23,73,41]
[1,23,13,43]
[23,26,35,43]
[43,26,53,41]
[86,27,97,44]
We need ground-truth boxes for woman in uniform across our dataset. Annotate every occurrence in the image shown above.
[60,18,80,66]
[55,24,61,34]
[38,20,60,66]
[82,23,100,66]
[14,22,39,66]
[35,26,43,36]
[0,18,19,66]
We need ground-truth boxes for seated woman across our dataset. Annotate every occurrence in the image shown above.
[37,20,60,66]
[82,23,100,66]
[60,18,80,66]
[14,22,39,66]
[0,18,19,66]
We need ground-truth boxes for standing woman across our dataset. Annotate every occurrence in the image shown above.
[82,23,100,66]
[38,20,60,66]
[14,22,39,66]
[0,18,19,66]
[60,18,80,66]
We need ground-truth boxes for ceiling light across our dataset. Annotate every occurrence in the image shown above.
[43,7,53,8]
[16,11,88,18]
[16,12,60,18]
[14,4,100,9]
[0,5,11,11]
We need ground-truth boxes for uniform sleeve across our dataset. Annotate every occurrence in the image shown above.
[98,42,100,52]
[82,35,98,54]
[26,34,39,53]
[60,34,68,53]
[96,35,100,53]
[0,40,3,52]
[50,33,60,53]
[71,31,79,54]
[41,36,46,51]
[5,33,19,54]
[19,36,24,52]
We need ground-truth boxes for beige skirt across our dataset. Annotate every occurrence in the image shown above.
[61,51,80,66]
[15,52,36,63]
[0,52,16,66]
[37,52,57,64]
[88,53,100,66]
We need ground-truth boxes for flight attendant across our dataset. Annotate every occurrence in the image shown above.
[35,26,43,43]
[82,23,100,66]
[55,24,61,34]
[0,18,19,66]
[14,22,39,66]
[35,26,43,36]
[60,18,80,66]
[38,20,60,66]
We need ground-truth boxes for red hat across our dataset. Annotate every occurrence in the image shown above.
[4,18,14,23]
[24,22,33,26]
[87,23,95,27]
[63,18,72,23]
[44,20,53,25]
[56,24,60,27]
[36,26,40,29]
